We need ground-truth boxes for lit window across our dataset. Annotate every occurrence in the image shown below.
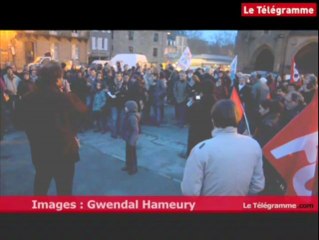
[72,44,79,60]
[50,43,59,60]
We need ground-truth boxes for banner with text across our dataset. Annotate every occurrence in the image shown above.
[0,196,317,213]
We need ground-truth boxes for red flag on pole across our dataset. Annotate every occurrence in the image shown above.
[263,92,318,196]
[230,87,244,120]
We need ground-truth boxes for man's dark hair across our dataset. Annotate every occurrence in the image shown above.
[61,62,67,69]
[37,61,62,88]
[260,99,272,110]
[211,99,240,128]
[6,66,13,73]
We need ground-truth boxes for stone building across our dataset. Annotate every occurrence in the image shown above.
[0,30,89,70]
[88,30,112,63]
[235,30,318,75]
[164,33,188,62]
[112,31,167,64]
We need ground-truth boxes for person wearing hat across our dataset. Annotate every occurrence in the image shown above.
[121,100,140,175]
[17,70,37,99]
[250,73,270,133]
[299,74,318,104]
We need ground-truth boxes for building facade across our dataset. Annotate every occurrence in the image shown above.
[112,31,167,64]
[0,30,89,70]
[88,31,112,63]
[235,30,318,75]
[164,33,188,63]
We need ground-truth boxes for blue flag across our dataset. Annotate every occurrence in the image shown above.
[230,55,237,86]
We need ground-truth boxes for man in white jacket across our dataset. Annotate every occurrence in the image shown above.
[181,99,265,196]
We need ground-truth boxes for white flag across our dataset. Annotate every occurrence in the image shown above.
[230,55,237,85]
[291,58,300,84]
[176,47,192,71]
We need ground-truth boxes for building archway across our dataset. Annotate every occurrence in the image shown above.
[295,42,318,75]
[254,47,274,71]
[24,41,35,64]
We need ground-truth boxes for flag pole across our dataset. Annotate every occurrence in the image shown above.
[243,110,251,136]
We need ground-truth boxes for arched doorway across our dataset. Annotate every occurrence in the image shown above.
[254,48,274,71]
[295,42,318,76]
[24,41,35,64]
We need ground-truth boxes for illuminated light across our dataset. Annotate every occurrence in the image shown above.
[0,31,17,67]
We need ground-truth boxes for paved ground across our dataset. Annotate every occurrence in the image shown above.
[0,106,190,195]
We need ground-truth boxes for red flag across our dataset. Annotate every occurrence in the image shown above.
[263,92,318,196]
[230,87,244,120]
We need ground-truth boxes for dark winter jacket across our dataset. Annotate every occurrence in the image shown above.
[17,80,37,98]
[14,86,88,165]
[187,94,215,155]
[150,79,166,107]
[254,112,281,147]
[71,77,89,104]
[279,104,305,129]
[108,81,129,108]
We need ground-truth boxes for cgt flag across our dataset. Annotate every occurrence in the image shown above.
[176,47,192,71]
[263,92,318,196]
[290,58,301,86]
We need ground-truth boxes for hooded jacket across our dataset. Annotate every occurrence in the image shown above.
[122,100,140,145]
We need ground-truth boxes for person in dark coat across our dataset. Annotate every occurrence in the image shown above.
[17,71,37,99]
[253,99,286,195]
[236,74,253,134]
[280,90,306,129]
[14,61,87,195]
[121,100,140,175]
[299,74,317,104]
[213,72,229,101]
[254,99,284,147]
[71,71,89,105]
[186,80,215,156]
[107,73,129,138]
[0,73,7,140]
[149,72,166,126]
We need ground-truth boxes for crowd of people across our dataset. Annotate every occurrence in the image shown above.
[0,59,317,195]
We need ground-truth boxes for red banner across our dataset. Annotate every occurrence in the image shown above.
[241,3,317,17]
[263,93,318,196]
[0,196,317,213]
